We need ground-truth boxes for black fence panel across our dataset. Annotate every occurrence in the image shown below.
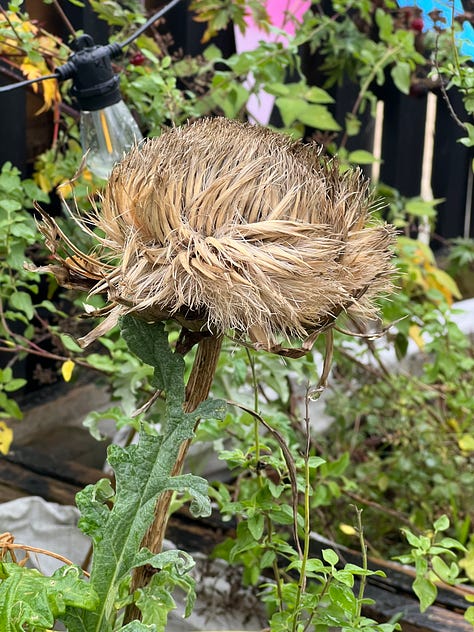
[379,81,427,198]
[432,89,474,240]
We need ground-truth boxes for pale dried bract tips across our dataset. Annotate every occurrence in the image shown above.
[35,117,395,356]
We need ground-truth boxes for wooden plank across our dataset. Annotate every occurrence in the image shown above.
[0,459,80,505]
[363,583,473,632]
[3,446,106,488]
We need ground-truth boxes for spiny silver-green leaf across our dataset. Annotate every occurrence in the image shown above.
[131,548,194,574]
[120,317,185,407]
[118,622,157,631]
[73,320,224,631]
[0,563,98,632]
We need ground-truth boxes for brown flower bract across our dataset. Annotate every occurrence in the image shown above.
[38,117,395,351]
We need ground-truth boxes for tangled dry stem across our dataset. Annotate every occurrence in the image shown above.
[36,117,395,354]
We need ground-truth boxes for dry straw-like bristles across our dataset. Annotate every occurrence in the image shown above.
[37,117,395,354]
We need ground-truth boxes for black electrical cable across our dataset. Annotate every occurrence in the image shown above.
[118,0,182,49]
[0,73,59,93]
[0,0,182,93]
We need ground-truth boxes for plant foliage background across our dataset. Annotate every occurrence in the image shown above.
[0,0,473,628]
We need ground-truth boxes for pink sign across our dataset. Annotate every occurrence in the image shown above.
[234,0,310,123]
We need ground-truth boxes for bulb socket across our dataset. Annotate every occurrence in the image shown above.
[59,38,123,111]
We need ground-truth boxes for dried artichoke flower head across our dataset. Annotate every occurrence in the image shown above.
[39,117,395,355]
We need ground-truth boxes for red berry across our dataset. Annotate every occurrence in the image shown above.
[411,17,424,32]
[130,52,146,66]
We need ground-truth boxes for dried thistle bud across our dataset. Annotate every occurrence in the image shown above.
[37,118,395,354]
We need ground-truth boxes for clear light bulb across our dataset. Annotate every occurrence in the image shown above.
[80,101,143,179]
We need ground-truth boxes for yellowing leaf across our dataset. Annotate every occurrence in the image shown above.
[35,172,52,194]
[36,77,61,114]
[409,325,425,350]
[447,417,460,433]
[428,268,462,304]
[339,523,357,536]
[57,181,73,198]
[0,422,13,455]
[19,61,44,90]
[61,359,75,382]
[459,549,474,581]
[19,60,61,113]
[458,434,474,452]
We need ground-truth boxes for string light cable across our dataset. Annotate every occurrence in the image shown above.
[0,0,182,177]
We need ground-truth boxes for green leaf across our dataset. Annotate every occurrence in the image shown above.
[405,198,442,219]
[68,319,225,631]
[297,104,341,131]
[322,548,339,566]
[0,563,98,631]
[328,582,357,611]
[465,606,474,625]
[433,515,450,532]
[345,113,361,137]
[203,44,222,61]
[402,528,422,548]
[118,622,157,631]
[458,434,474,452]
[9,291,34,320]
[348,150,379,165]
[307,456,326,469]
[391,62,411,95]
[413,576,437,612]
[0,199,22,212]
[3,378,27,393]
[248,512,265,540]
[304,86,334,104]
[132,548,194,574]
[275,96,307,126]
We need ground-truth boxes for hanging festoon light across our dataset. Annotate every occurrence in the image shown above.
[55,35,143,179]
[0,0,181,178]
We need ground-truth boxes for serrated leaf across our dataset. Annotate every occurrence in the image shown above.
[118,622,157,631]
[0,563,98,631]
[304,86,334,104]
[203,43,222,61]
[132,548,194,574]
[69,319,224,630]
[275,96,307,126]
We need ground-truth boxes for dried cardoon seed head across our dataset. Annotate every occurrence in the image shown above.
[37,118,395,353]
